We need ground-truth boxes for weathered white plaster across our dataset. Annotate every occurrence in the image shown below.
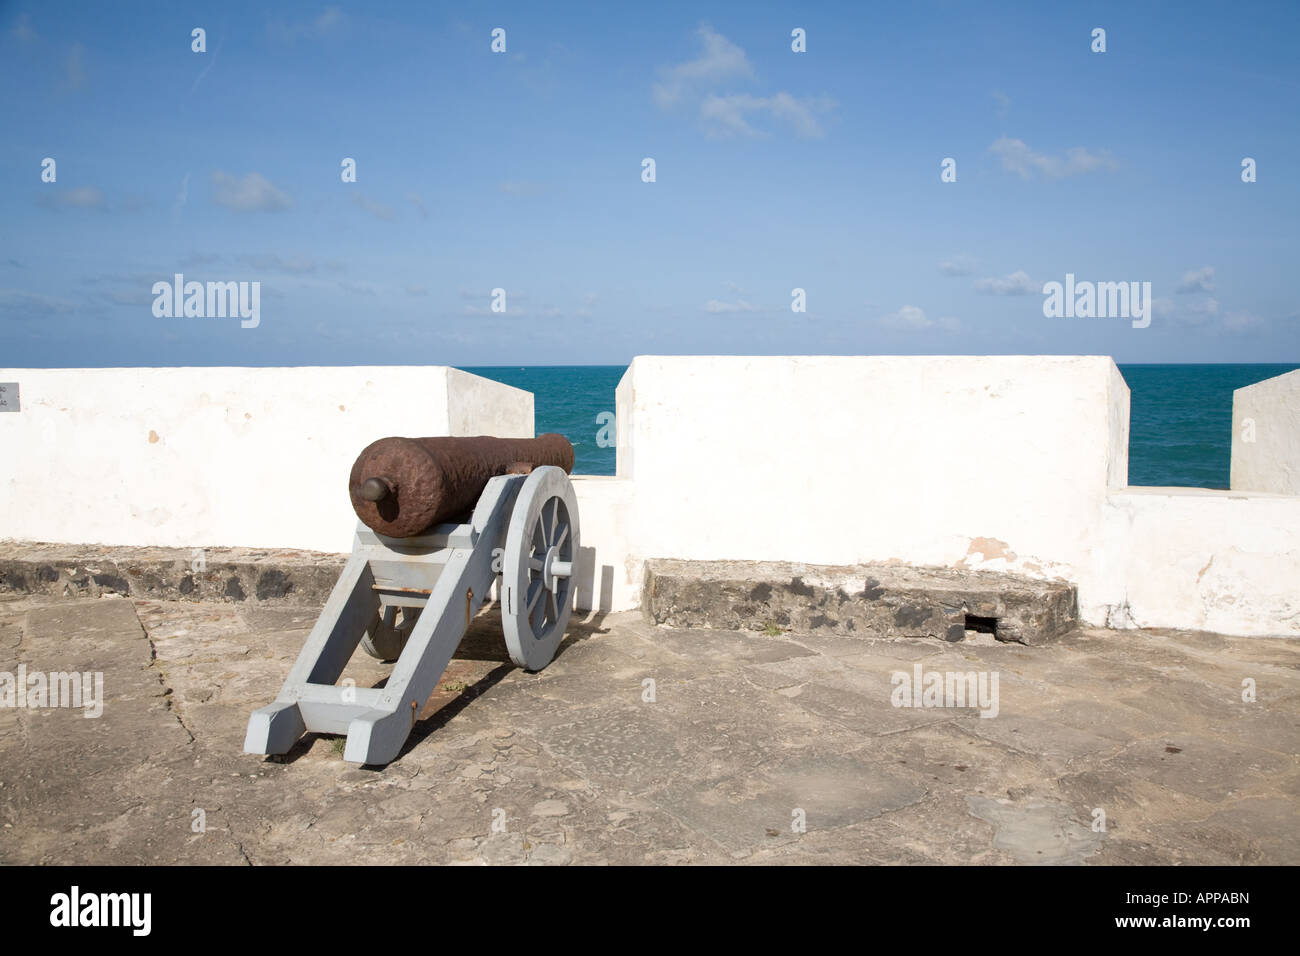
[1232,368,1300,496]
[615,355,1131,625]
[0,367,531,554]
[1102,487,1300,635]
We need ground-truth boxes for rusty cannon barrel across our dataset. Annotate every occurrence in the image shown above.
[348,434,575,537]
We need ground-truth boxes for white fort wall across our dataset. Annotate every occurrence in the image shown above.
[605,356,1299,636]
[2,359,1296,634]
[0,367,532,555]
[1101,488,1300,636]
[613,356,1132,625]
[1232,368,1300,496]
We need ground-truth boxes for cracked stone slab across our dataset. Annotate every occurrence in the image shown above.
[647,750,931,856]
[643,559,1078,644]
[966,795,1104,864]
[1,587,1297,865]
[0,540,345,607]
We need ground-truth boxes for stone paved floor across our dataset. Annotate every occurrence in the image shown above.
[0,591,1296,865]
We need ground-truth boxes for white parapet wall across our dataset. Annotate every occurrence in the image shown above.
[601,354,1300,635]
[1232,368,1300,496]
[1102,488,1300,636]
[3,357,1296,635]
[569,476,638,613]
[0,366,532,555]
[614,355,1131,624]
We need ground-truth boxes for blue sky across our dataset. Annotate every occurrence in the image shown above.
[2,0,1297,366]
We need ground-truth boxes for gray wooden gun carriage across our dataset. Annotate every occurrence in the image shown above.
[244,456,579,766]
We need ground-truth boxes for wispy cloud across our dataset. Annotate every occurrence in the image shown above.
[268,6,345,42]
[171,173,190,217]
[211,171,292,212]
[881,305,929,329]
[406,192,429,219]
[880,304,958,331]
[237,254,317,274]
[989,137,1116,179]
[704,297,757,314]
[992,90,1010,122]
[655,25,832,138]
[191,33,220,93]
[65,43,86,90]
[181,252,223,267]
[974,270,1035,295]
[653,25,754,109]
[1176,266,1215,294]
[37,186,106,210]
[0,289,84,320]
[352,193,395,221]
[938,256,974,277]
[699,92,833,139]
[104,288,156,307]
[1153,294,1261,332]
[11,13,36,43]
[315,6,343,31]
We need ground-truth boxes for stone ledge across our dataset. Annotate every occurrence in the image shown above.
[0,540,345,606]
[643,559,1078,645]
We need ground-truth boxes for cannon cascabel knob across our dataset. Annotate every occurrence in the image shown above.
[358,477,392,502]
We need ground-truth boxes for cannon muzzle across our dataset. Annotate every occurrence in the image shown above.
[349,434,574,537]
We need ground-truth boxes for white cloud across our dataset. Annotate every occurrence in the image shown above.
[65,43,85,90]
[705,297,757,314]
[1153,294,1262,332]
[974,270,1035,295]
[237,254,317,274]
[171,173,190,217]
[268,6,346,42]
[315,6,343,31]
[653,25,754,109]
[352,193,395,221]
[11,13,36,43]
[880,305,960,332]
[0,288,86,319]
[38,186,106,209]
[654,25,832,138]
[406,192,429,219]
[211,171,291,212]
[938,256,974,277]
[881,305,927,329]
[989,137,1116,180]
[699,91,832,139]
[1176,266,1215,294]
[992,90,1010,121]
[1224,311,1264,332]
[106,288,156,306]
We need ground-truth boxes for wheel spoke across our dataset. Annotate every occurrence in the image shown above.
[553,522,569,550]
[545,499,558,546]
[525,580,544,614]
[529,555,544,572]
[547,588,559,627]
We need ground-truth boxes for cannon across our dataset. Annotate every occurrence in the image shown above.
[244,435,580,765]
[349,434,574,537]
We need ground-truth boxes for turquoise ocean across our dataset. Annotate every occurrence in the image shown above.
[461,364,1299,489]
